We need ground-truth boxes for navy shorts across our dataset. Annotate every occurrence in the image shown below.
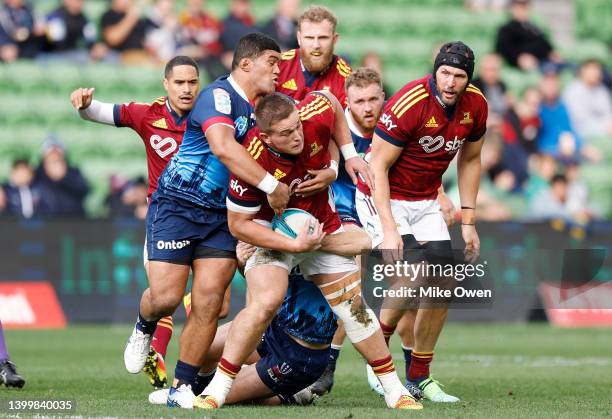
[146,193,236,264]
[339,212,362,227]
[256,320,330,397]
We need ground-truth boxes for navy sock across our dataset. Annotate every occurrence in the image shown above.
[329,346,341,370]
[402,345,413,380]
[174,360,200,388]
[135,312,157,335]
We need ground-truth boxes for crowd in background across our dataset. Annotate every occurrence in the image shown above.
[0,0,610,226]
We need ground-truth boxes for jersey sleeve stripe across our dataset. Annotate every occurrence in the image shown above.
[396,93,429,118]
[467,84,482,93]
[113,104,123,127]
[467,127,487,142]
[300,105,331,121]
[374,126,405,147]
[202,116,235,134]
[281,49,296,60]
[391,84,424,113]
[299,96,329,113]
[226,197,261,214]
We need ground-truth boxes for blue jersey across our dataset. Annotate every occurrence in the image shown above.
[274,271,337,345]
[331,110,372,219]
[157,75,255,209]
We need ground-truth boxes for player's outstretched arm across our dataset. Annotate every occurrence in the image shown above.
[207,124,289,214]
[70,87,115,125]
[227,210,325,254]
[457,138,484,262]
[320,227,372,257]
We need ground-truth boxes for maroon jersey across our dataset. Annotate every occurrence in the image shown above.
[359,74,487,200]
[113,96,187,196]
[277,48,351,107]
[226,93,341,234]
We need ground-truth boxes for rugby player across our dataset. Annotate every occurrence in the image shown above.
[70,56,222,390]
[356,41,488,402]
[0,320,25,388]
[277,5,351,106]
[121,33,292,408]
[310,67,386,395]
[196,92,422,410]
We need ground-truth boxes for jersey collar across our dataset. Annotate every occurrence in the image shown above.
[165,98,188,126]
[265,142,299,161]
[227,74,251,104]
[300,56,335,87]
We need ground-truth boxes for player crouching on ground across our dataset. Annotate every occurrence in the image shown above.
[195,92,422,410]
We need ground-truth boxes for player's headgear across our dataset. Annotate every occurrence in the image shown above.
[433,41,475,82]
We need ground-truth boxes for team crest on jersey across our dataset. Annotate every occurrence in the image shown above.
[460,112,473,124]
[273,168,286,180]
[213,88,231,114]
[425,116,438,128]
[310,142,322,157]
[282,79,298,90]
[152,117,168,129]
[234,116,249,137]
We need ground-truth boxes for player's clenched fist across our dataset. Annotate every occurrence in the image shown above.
[70,87,95,110]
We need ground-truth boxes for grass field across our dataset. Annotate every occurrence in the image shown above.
[1,323,611,418]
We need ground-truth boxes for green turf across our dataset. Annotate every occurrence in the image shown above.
[0,324,611,418]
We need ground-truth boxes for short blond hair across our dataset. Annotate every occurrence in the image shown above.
[345,67,383,91]
[298,5,337,32]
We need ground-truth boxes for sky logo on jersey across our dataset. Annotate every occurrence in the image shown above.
[234,116,249,137]
[230,178,248,196]
[213,88,231,114]
[282,79,298,90]
[380,113,397,131]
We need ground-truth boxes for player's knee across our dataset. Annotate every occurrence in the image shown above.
[149,291,182,316]
[190,288,225,319]
[248,295,283,324]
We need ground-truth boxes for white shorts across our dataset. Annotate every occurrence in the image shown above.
[355,190,450,247]
[244,225,358,277]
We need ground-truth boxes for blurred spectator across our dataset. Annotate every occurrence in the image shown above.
[495,0,563,71]
[524,153,557,201]
[219,0,255,69]
[260,0,300,51]
[360,51,391,98]
[538,69,601,163]
[178,0,224,80]
[35,136,89,217]
[464,0,508,12]
[144,0,179,62]
[528,173,594,222]
[0,0,44,62]
[2,158,40,218]
[0,186,7,217]
[41,0,108,63]
[471,53,511,127]
[562,59,612,139]
[100,0,154,63]
[108,175,148,219]
[499,86,541,188]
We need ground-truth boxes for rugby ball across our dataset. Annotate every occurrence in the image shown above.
[272,208,317,239]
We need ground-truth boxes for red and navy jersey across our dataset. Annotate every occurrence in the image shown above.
[277,48,351,107]
[113,97,187,197]
[227,93,341,234]
[361,74,487,201]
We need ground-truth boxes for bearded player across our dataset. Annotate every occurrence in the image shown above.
[356,41,488,402]
[276,5,351,106]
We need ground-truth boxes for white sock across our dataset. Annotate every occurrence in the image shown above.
[377,371,409,406]
[201,371,234,406]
